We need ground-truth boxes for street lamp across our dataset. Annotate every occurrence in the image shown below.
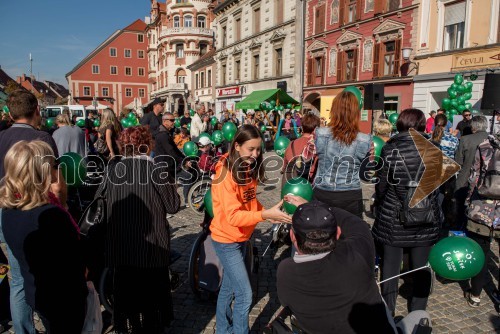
[401,47,419,76]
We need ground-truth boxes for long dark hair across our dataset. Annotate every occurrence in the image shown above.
[396,108,426,132]
[431,114,448,143]
[225,124,265,185]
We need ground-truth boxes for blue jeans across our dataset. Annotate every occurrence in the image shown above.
[0,210,36,334]
[212,240,252,334]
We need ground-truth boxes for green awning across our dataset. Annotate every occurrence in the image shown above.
[235,89,299,110]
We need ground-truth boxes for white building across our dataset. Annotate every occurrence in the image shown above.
[146,0,216,115]
[213,0,302,116]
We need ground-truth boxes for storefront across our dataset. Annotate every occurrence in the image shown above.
[215,85,242,119]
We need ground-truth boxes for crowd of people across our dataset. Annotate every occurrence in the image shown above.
[0,87,499,334]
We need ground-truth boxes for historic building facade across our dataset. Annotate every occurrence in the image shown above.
[187,49,216,111]
[146,0,215,115]
[66,19,149,113]
[212,0,302,115]
[412,0,500,116]
[303,0,418,133]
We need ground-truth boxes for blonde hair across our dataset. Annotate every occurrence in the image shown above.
[56,114,71,126]
[373,119,393,137]
[99,108,121,134]
[0,141,55,210]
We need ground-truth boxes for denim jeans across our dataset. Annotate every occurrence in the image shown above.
[0,209,36,334]
[212,240,252,334]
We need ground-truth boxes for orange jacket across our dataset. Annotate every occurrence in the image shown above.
[210,154,264,243]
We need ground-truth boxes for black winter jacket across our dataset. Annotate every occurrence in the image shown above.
[371,131,443,248]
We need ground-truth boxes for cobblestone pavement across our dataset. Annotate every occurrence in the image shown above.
[2,152,500,333]
[167,152,500,334]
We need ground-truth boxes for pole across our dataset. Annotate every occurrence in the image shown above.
[377,265,430,285]
[29,53,33,78]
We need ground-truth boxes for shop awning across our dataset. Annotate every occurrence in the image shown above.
[235,89,299,110]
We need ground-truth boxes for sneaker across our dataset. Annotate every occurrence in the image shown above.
[167,214,174,219]
[185,204,190,208]
[465,290,481,307]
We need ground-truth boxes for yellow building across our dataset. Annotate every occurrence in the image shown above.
[411,0,500,120]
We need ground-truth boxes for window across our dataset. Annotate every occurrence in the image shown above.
[315,4,325,34]
[139,88,145,97]
[387,0,399,11]
[110,66,117,75]
[235,60,241,81]
[373,39,402,77]
[125,67,132,76]
[235,17,241,41]
[197,16,206,28]
[92,65,99,74]
[138,34,144,43]
[124,49,131,58]
[200,71,205,88]
[184,15,193,27]
[253,8,261,34]
[339,0,361,25]
[83,87,90,96]
[375,0,400,13]
[221,64,227,86]
[253,55,260,80]
[176,69,187,83]
[125,88,132,97]
[200,43,208,56]
[222,26,227,47]
[110,48,117,57]
[275,48,283,77]
[336,48,358,82]
[176,44,184,58]
[174,16,180,27]
[196,73,199,89]
[207,69,212,86]
[443,1,465,51]
[102,87,109,96]
[276,0,284,24]
[138,68,145,76]
[138,50,145,58]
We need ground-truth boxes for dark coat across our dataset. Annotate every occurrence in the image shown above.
[140,112,162,139]
[371,131,443,248]
[154,125,185,175]
[455,130,489,191]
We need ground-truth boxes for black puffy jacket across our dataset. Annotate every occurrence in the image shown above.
[371,131,443,248]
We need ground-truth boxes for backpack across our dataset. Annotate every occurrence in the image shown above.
[398,160,435,227]
[290,140,314,182]
[477,137,500,199]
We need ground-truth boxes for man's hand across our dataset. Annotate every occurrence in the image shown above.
[283,194,308,207]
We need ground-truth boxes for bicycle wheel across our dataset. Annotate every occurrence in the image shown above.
[188,231,208,297]
[187,179,212,216]
[98,267,114,314]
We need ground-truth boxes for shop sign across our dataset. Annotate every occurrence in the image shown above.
[452,48,500,71]
[217,86,240,97]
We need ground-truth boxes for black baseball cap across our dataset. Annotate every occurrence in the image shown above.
[292,200,338,242]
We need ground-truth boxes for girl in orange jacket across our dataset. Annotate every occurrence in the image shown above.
[210,124,291,334]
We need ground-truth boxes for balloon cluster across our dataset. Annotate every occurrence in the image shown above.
[121,112,139,128]
[258,100,295,113]
[441,74,475,118]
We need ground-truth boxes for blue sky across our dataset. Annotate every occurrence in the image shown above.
[1,0,151,87]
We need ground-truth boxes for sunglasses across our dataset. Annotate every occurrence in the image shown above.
[164,118,175,122]
[463,114,471,117]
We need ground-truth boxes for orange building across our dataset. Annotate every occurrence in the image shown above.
[66,19,149,114]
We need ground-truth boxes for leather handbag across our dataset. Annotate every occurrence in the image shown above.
[78,180,107,237]
[94,137,109,156]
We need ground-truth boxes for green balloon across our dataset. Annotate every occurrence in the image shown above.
[274,136,290,158]
[281,177,314,214]
[212,130,224,145]
[260,125,267,133]
[457,96,466,105]
[278,105,284,111]
[471,109,480,115]
[210,117,218,126]
[447,88,458,99]
[457,85,466,94]
[127,112,137,121]
[451,83,459,91]
[445,111,451,119]
[222,122,237,141]
[286,103,293,109]
[46,117,56,128]
[76,119,85,128]
[2,105,9,113]
[187,123,191,131]
[450,109,458,117]
[199,133,211,141]
[267,104,274,111]
[428,236,485,280]
[465,81,473,92]
[442,98,451,109]
[450,99,459,109]
[58,152,86,188]
[183,141,198,157]
[269,100,276,107]
[373,136,385,162]
[454,74,464,85]
[457,105,467,113]
[463,92,472,100]
[121,118,131,128]
[174,118,181,128]
[93,119,100,127]
[204,189,214,218]
[388,113,398,125]
[190,109,195,117]
[343,86,363,109]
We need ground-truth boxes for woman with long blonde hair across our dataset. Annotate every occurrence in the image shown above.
[0,140,87,333]
[312,91,372,218]
[98,108,122,158]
